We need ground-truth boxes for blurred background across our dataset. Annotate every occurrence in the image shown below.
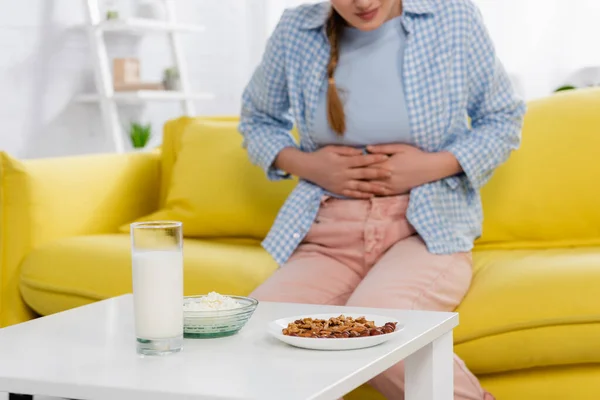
[1,0,599,159]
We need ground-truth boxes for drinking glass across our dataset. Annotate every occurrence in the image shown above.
[130,221,183,355]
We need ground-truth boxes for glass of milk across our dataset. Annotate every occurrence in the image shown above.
[130,221,183,355]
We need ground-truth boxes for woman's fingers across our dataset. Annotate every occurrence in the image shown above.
[347,154,388,168]
[366,144,411,154]
[349,167,391,180]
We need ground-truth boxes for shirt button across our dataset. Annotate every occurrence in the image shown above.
[292,233,300,239]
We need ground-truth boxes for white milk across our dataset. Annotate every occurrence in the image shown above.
[132,250,183,339]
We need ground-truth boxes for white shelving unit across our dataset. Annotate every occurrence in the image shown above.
[80,0,213,153]
[76,90,215,104]
[94,18,207,34]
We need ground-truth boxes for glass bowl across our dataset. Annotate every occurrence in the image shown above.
[183,295,258,339]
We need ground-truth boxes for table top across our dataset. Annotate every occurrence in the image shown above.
[0,295,457,400]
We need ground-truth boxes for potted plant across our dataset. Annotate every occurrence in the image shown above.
[163,67,181,91]
[106,10,119,20]
[106,0,120,20]
[129,122,152,149]
[104,0,119,20]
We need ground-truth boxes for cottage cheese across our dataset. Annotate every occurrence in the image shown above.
[184,292,242,312]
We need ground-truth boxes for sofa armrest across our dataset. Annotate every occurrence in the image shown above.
[0,151,161,326]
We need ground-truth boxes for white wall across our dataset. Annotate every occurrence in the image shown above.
[475,0,600,99]
[267,0,600,100]
[3,0,599,159]
[0,0,250,159]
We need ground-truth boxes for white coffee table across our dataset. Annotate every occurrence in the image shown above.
[0,295,457,400]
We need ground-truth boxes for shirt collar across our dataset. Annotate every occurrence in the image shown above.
[299,0,436,30]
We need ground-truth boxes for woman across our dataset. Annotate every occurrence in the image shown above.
[239,0,525,398]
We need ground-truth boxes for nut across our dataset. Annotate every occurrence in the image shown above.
[282,315,397,339]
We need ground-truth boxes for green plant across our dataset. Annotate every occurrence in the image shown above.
[106,10,119,20]
[554,85,577,93]
[129,122,152,149]
[162,67,181,90]
[163,67,179,80]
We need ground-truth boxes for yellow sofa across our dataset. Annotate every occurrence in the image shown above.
[2,88,600,399]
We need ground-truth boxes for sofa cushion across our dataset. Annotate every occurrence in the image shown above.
[455,247,600,374]
[479,365,600,400]
[19,234,278,317]
[123,118,297,239]
[477,88,600,249]
[0,151,160,327]
[158,116,239,208]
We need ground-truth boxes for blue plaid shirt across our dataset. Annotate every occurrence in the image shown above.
[239,0,526,266]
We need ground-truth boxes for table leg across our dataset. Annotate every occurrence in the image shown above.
[8,395,33,400]
[405,330,454,400]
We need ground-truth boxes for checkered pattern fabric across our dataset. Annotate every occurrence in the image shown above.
[238,0,526,266]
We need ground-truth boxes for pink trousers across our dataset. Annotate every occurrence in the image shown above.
[251,195,487,400]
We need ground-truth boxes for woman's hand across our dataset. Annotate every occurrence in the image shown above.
[275,146,392,198]
[366,144,463,195]
[307,146,392,198]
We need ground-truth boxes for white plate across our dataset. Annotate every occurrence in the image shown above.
[267,313,404,351]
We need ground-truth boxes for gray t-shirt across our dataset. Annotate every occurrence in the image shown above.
[312,16,412,148]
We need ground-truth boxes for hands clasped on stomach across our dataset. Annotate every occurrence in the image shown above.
[288,143,435,199]
[304,146,391,199]
[276,144,435,199]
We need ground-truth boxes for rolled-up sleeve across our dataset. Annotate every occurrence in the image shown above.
[444,5,527,190]
[238,10,297,181]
